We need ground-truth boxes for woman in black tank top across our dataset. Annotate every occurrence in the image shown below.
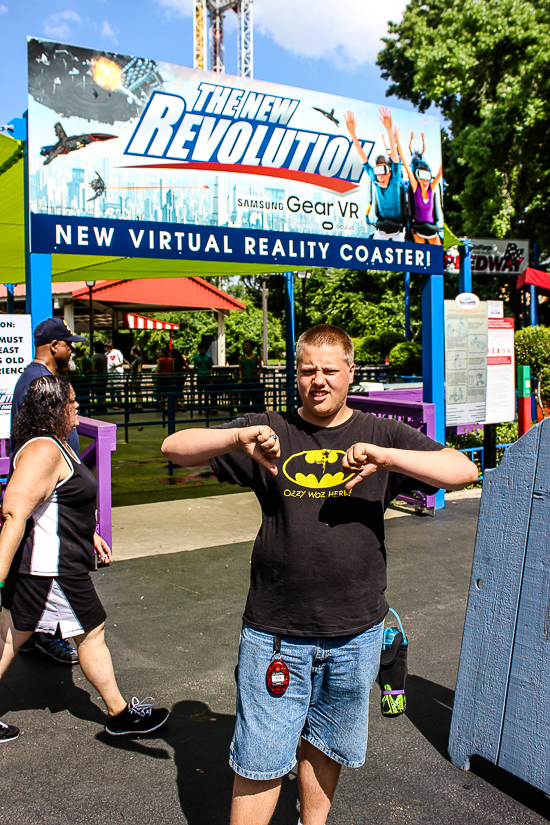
[0,375,169,742]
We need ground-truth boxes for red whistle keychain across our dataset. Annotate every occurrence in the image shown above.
[266,634,289,696]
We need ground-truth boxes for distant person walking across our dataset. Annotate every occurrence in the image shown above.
[155,348,174,408]
[130,345,144,409]
[74,346,92,413]
[238,339,264,411]
[193,343,213,410]
[105,341,125,407]
[91,340,108,413]
[171,348,191,407]
[0,375,169,743]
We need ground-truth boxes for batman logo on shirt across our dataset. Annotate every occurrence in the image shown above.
[282,449,354,489]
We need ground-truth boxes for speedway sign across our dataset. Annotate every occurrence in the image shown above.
[471,239,529,275]
[27,37,444,273]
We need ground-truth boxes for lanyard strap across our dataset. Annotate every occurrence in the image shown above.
[387,608,408,646]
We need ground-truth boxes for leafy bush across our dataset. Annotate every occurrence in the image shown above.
[379,330,407,356]
[354,336,382,364]
[388,341,422,375]
[446,422,519,452]
[515,326,550,402]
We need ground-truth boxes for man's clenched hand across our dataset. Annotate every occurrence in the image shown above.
[341,442,390,490]
[237,426,281,475]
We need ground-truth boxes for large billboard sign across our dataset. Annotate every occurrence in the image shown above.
[27,38,444,273]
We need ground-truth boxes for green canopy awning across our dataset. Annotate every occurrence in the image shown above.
[0,133,305,285]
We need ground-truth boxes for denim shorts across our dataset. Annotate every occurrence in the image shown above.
[230,620,384,780]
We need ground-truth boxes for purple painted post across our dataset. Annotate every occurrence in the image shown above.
[1,417,116,548]
[347,394,437,510]
[0,439,9,478]
[77,416,117,550]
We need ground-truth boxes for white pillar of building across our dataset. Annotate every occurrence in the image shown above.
[63,301,75,331]
[217,310,227,365]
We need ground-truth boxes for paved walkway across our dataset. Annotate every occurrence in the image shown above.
[2,488,550,825]
[111,488,482,561]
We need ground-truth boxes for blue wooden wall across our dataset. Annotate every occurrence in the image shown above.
[449,417,550,793]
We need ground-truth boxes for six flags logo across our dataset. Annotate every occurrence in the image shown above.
[123,83,374,194]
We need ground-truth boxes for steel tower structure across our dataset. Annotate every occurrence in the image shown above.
[194,0,253,77]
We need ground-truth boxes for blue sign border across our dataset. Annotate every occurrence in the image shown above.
[31,214,443,274]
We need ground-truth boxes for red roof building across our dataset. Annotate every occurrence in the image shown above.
[1,276,245,364]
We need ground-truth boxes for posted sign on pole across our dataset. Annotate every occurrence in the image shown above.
[0,315,33,439]
[445,296,488,426]
[445,298,515,426]
[484,302,515,425]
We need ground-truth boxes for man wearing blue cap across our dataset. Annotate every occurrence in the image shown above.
[11,318,86,457]
[11,317,86,664]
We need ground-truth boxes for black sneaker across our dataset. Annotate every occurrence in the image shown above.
[18,635,38,654]
[105,697,169,736]
[0,720,19,743]
[35,632,78,665]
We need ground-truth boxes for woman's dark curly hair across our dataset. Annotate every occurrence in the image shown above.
[12,375,74,443]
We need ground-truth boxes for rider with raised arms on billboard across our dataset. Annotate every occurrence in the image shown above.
[394,128,443,245]
[345,107,405,242]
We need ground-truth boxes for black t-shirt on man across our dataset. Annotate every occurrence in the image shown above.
[212,409,444,638]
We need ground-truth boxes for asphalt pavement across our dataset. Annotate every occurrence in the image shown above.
[1,490,549,825]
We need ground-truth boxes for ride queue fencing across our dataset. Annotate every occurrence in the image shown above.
[70,366,421,441]
[70,368,512,486]
[71,369,298,445]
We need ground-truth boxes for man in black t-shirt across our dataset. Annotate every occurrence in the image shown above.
[162,325,477,825]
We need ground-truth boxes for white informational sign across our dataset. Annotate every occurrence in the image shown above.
[0,315,33,439]
[484,315,515,425]
[487,300,504,318]
[445,299,488,426]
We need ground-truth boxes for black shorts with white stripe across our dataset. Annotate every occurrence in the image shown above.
[3,573,107,639]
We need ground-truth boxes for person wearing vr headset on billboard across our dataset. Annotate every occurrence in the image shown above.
[394,128,443,245]
[345,107,405,242]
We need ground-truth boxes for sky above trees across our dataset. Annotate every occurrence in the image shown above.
[0,0,413,124]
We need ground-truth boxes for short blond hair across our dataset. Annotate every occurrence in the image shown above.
[296,324,354,368]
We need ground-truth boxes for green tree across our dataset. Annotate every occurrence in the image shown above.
[132,312,217,362]
[224,269,416,345]
[302,268,415,338]
[225,305,285,363]
[515,325,550,402]
[354,336,383,363]
[131,307,284,365]
[377,0,550,321]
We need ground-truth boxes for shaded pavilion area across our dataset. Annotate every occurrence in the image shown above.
[0,276,246,364]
